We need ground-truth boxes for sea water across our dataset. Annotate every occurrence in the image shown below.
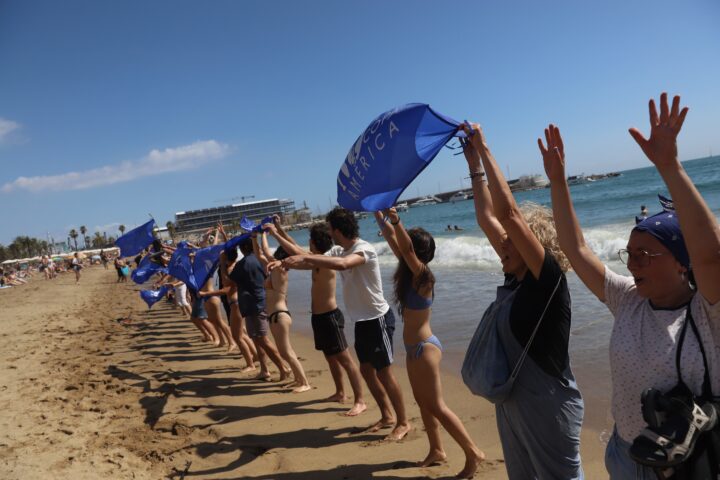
[278,156,720,437]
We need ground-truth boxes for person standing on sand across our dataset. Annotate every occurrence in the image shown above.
[461,122,584,479]
[377,208,485,478]
[282,207,410,441]
[71,252,83,283]
[229,237,290,382]
[252,230,311,393]
[265,217,367,415]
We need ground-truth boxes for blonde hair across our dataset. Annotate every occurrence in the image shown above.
[520,202,571,273]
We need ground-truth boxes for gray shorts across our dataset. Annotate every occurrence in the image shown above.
[246,310,269,338]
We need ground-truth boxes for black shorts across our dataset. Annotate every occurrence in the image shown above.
[354,309,395,371]
[311,308,348,356]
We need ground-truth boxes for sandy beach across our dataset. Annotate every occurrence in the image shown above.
[0,266,609,479]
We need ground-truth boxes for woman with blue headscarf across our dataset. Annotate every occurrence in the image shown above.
[541,93,720,478]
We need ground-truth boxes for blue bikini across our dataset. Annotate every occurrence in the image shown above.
[403,285,443,358]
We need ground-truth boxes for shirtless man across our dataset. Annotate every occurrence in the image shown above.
[265,217,366,414]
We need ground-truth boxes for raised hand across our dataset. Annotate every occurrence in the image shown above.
[383,207,399,224]
[628,92,688,169]
[537,124,566,182]
[266,259,283,274]
[262,223,277,235]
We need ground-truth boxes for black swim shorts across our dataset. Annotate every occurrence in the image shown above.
[311,308,348,356]
[354,309,395,371]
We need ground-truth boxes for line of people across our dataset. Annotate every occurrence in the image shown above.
[127,92,718,479]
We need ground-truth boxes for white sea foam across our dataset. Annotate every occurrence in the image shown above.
[371,223,630,271]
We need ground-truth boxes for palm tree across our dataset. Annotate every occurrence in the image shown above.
[79,226,87,248]
[165,221,176,240]
[118,225,126,236]
[92,232,105,248]
[69,229,79,251]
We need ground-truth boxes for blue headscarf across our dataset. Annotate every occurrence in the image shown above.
[633,196,690,269]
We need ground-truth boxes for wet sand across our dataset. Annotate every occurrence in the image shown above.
[0,266,607,478]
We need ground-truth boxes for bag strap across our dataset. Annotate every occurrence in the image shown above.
[675,302,713,398]
[509,274,563,381]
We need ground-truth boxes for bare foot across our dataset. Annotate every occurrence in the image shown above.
[292,384,311,393]
[212,339,221,347]
[323,392,348,403]
[361,419,395,433]
[283,381,300,389]
[456,450,485,479]
[240,365,257,373]
[254,372,272,382]
[227,343,239,353]
[344,401,367,417]
[278,369,292,382]
[385,423,412,441]
[417,449,447,467]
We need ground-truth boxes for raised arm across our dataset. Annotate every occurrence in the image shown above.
[539,124,606,300]
[461,136,505,255]
[465,123,545,279]
[263,223,308,256]
[629,93,720,304]
[251,233,269,269]
[374,211,402,259]
[260,230,275,260]
[383,208,425,275]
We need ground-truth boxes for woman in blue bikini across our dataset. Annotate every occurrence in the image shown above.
[377,208,484,479]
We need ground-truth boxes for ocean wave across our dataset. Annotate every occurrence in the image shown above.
[372,224,629,271]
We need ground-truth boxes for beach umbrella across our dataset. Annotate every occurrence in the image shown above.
[337,103,463,211]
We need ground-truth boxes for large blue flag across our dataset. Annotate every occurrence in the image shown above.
[167,245,197,292]
[131,255,168,284]
[140,285,169,309]
[115,219,156,258]
[337,104,462,211]
[192,244,225,289]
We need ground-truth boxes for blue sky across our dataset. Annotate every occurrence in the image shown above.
[1,0,719,245]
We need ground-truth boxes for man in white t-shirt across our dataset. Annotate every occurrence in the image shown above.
[282,207,410,441]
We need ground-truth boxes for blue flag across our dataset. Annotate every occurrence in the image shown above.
[240,216,256,231]
[131,255,167,284]
[192,244,225,289]
[167,245,197,292]
[140,285,169,309]
[223,232,251,253]
[337,103,461,211]
[115,219,156,258]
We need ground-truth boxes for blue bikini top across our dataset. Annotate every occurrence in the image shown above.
[404,283,434,310]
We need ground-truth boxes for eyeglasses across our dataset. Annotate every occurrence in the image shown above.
[617,249,665,267]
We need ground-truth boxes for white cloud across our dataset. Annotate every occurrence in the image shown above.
[1,140,230,193]
[0,118,20,143]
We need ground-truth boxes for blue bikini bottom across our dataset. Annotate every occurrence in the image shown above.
[404,334,443,359]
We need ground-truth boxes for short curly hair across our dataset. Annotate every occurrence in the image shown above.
[325,207,359,239]
[520,202,570,273]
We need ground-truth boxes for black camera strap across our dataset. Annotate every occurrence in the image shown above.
[675,303,713,399]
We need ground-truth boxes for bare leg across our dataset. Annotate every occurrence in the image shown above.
[229,308,256,371]
[376,365,411,441]
[324,354,346,402]
[409,345,484,478]
[359,362,394,430]
[205,298,237,350]
[333,350,366,416]
[269,313,310,392]
[255,335,289,380]
[251,338,271,380]
[416,403,446,467]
